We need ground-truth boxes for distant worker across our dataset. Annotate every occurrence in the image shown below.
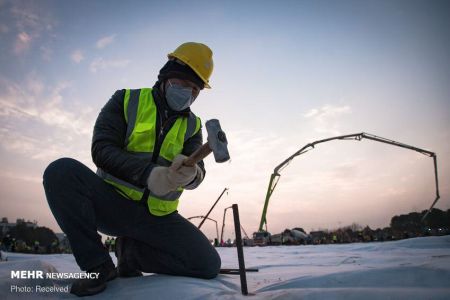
[34,240,40,253]
[43,42,221,296]
[1,234,11,252]
[104,237,111,252]
[110,238,116,253]
[11,238,16,252]
[51,239,59,253]
[358,231,363,242]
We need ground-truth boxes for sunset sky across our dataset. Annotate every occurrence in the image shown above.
[0,0,449,241]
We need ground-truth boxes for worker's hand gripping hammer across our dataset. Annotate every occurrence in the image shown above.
[179,119,230,167]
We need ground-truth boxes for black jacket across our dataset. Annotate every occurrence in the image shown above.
[91,87,205,189]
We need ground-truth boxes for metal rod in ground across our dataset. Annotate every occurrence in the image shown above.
[232,203,248,295]
[219,268,259,275]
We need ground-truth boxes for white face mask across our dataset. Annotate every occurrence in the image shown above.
[165,80,195,111]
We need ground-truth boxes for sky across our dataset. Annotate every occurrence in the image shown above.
[0,0,449,241]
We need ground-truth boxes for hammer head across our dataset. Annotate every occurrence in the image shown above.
[205,119,230,163]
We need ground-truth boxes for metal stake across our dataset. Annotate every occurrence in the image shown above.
[232,204,248,295]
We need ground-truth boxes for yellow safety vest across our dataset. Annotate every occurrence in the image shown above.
[97,88,201,216]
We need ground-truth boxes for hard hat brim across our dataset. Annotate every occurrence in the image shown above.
[168,53,211,89]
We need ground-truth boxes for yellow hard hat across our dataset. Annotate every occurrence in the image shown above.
[168,42,213,88]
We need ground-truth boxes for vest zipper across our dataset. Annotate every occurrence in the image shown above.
[152,109,176,163]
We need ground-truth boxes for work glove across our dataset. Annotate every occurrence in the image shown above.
[167,154,200,187]
[146,166,176,196]
[146,154,199,196]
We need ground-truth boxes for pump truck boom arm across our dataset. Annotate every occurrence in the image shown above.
[198,188,228,229]
[188,215,219,242]
[257,132,440,232]
[220,206,233,243]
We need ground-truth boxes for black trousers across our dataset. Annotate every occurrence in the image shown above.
[43,158,221,279]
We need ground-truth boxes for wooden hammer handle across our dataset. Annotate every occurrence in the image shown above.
[183,143,212,167]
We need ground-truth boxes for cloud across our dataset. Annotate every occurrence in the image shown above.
[378,187,407,198]
[0,75,96,165]
[0,124,88,163]
[201,129,295,197]
[304,108,319,118]
[71,49,84,63]
[26,72,45,95]
[0,170,41,183]
[11,4,42,31]
[8,2,56,56]
[304,105,351,120]
[90,57,131,73]
[0,75,95,138]
[0,129,55,161]
[96,34,115,49]
[303,104,352,135]
[0,24,9,34]
[40,45,53,61]
[14,31,31,54]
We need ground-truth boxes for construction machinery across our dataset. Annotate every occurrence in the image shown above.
[187,188,228,245]
[198,188,228,229]
[188,187,228,244]
[220,206,233,245]
[270,228,310,245]
[188,216,219,243]
[220,206,252,246]
[254,132,440,246]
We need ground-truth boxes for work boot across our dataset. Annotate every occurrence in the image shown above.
[70,259,117,297]
[115,236,143,277]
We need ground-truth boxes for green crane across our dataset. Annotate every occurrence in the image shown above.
[255,132,440,244]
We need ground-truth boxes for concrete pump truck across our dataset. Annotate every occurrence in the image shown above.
[253,132,440,246]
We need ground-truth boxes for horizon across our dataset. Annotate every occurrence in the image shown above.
[2,205,447,240]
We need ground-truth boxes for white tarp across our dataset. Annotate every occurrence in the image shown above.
[0,235,449,299]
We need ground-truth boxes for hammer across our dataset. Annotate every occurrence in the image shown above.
[182,119,230,166]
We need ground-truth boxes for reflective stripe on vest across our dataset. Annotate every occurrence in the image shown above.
[97,88,201,216]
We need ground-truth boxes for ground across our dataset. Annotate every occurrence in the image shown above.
[1,235,449,299]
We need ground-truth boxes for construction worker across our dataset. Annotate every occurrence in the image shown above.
[11,238,16,252]
[104,237,111,251]
[110,237,116,252]
[1,234,11,252]
[51,239,59,253]
[43,42,220,296]
[34,240,40,253]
